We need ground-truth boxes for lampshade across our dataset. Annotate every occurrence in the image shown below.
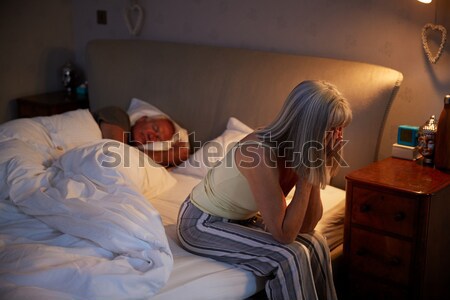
[417,0,432,3]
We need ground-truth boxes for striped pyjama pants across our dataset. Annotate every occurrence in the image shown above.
[176,198,337,300]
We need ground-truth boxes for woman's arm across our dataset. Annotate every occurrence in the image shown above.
[236,138,315,244]
[299,185,323,233]
[278,163,298,196]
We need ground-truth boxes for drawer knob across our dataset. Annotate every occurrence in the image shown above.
[360,203,371,213]
[394,212,406,221]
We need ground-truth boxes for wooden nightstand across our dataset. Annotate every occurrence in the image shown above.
[344,157,450,300]
[16,91,90,118]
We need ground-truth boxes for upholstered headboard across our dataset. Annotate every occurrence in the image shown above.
[86,39,403,189]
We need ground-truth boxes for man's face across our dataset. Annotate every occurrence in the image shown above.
[132,116,175,145]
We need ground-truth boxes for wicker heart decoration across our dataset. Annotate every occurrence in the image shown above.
[125,3,144,36]
[421,23,447,64]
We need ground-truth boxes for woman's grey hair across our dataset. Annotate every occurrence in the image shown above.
[256,80,352,188]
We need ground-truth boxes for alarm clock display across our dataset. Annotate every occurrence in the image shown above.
[397,125,419,147]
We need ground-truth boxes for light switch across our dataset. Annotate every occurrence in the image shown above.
[97,10,107,25]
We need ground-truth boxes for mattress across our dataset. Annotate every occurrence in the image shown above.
[150,172,346,299]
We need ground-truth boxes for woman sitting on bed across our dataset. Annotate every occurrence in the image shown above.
[94,106,190,166]
[177,80,352,300]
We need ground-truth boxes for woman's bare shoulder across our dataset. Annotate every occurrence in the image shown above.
[235,133,278,174]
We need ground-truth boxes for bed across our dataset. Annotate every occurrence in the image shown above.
[0,39,403,299]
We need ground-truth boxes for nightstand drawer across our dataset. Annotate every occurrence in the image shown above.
[351,187,417,237]
[349,227,412,285]
[345,158,450,300]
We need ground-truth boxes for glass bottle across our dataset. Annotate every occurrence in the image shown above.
[434,95,450,171]
[62,62,75,95]
[418,115,438,165]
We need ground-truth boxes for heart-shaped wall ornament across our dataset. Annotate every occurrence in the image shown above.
[421,23,447,64]
[125,3,144,36]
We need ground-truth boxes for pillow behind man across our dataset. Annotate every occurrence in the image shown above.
[93,98,190,167]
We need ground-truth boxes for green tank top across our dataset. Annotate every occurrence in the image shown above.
[190,140,271,220]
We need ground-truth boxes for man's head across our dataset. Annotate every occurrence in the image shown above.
[131,116,175,145]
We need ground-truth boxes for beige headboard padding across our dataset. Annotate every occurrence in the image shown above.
[86,39,403,189]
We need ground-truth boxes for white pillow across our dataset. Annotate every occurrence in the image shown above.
[173,117,253,178]
[57,140,177,198]
[127,98,189,151]
[34,109,102,151]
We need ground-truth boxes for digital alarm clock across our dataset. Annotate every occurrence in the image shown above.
[397,125,419,147]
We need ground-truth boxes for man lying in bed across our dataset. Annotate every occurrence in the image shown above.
[94,106,190,167]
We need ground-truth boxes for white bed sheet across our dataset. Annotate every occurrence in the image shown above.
[150,172,346,299]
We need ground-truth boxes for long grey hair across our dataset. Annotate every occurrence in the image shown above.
[256,80,352,188]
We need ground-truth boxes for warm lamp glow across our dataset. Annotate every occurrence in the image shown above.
[417,0,432,3]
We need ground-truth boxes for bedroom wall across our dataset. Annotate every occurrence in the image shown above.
[72,0,450,161]
[2,0,448,162]
[0,0,74,123]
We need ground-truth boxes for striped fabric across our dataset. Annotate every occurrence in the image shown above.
[177,198,337,300]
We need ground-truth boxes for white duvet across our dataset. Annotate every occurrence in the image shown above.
[0,110,176,300]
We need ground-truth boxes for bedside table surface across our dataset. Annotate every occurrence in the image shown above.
[16,91,90,118]
[346,157,450,195]
[17,91,88,105]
